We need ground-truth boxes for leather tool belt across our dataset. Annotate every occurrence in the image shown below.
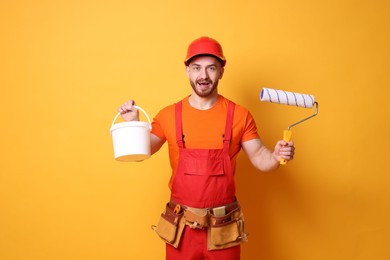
[152,200,248,250]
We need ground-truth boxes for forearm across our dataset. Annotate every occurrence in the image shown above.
[251,144,280,172]
[242,139,280,172]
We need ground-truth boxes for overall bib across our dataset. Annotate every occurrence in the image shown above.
[166,100,241,259]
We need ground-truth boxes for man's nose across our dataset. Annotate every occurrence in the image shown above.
[200,68,209,78]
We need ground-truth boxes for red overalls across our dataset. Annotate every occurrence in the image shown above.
[166,100,240,259]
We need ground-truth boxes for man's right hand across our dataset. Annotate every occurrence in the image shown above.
[118,100,139,122]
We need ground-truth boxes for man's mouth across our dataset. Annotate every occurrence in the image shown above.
[197,81,211,87]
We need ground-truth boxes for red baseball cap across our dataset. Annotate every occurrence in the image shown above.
[184,37,226,67]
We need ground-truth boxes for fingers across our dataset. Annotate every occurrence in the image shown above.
[118,100,136,114]
[275,140,295,161]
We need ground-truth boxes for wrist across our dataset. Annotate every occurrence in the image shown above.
[271,152,279,163]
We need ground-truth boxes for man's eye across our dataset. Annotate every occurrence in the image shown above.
[208,66,216,71]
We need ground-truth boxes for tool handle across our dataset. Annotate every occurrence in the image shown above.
[280,130,292,165]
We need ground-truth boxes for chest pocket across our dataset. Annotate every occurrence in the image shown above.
[181,148,225,176]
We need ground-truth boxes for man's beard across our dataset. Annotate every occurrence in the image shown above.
[189,79,219,97]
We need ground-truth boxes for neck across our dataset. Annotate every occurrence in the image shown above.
[188,93,219,110]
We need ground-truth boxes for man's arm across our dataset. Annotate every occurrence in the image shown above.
[241,138,295,172]
[150,133,165,155]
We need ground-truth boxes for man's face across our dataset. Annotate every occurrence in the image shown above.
[186,56,224,98]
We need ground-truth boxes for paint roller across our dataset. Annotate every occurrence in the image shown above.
[260,87,319,165]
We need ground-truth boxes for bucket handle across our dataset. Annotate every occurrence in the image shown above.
[112,106,152,129]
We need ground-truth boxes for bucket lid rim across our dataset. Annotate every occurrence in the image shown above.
[110,121,151,132]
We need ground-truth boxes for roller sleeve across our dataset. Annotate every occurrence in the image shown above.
[260,88,315,108]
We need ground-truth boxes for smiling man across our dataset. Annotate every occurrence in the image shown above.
[187,56,223,98]
[118,36,295,260]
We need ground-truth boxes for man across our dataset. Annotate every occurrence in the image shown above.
[118,36,295,260]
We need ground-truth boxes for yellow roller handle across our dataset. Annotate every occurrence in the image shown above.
[280,130,292,165]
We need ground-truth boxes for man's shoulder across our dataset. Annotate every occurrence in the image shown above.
[157,103,175,116]
[219,95,250,114]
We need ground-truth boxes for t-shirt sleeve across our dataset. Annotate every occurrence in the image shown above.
[241,110,260,143]
[151,112,167,141]
[151,105,175,142]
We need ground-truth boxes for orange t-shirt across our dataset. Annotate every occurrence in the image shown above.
[151,95,260,188]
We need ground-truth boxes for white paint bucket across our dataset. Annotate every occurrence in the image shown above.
[110,106,152,162]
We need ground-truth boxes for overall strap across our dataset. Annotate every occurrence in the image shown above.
[175,101,184,148]
[175,100,235,149]
[223,101,236,151]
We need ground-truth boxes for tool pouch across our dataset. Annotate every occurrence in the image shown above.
[183,208,209,228]
[208,206,248,250]
[152,203,185,248]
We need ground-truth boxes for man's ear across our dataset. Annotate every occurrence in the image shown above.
[185,66,190,77]
[219,67,224,79]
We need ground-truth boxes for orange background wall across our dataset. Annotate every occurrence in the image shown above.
[1,1,389,259]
